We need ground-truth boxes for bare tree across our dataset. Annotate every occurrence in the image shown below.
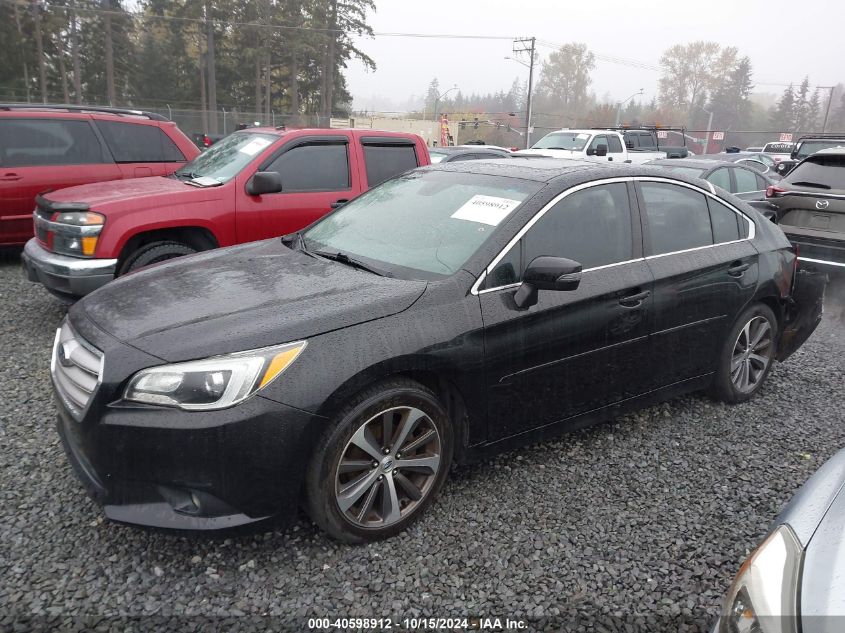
[13,1,31,102]
[69,0,82,103]
[32,0,48,103]
[205,0,217,133]
[103,0,116,105]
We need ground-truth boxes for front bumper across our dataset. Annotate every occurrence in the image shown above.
[55,391,326,531]
[21,238,117,300]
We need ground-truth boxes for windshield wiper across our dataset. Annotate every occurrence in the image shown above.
[791,181,832,189]
[173,170,197,179]
[281,231,315,256]
[313,250,390,277]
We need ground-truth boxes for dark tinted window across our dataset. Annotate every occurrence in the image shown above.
[266,142,350,192]
[96,121,185,162]
[707,198,740,243]
[639,133,656,148]
[784,155,845,189]
[363,143,419,187]
[640,182,712,255]
[734,167,759,192]
[522,183,633,270]
[488,241,521,287]
[706,168,731,191]
[0,119,105,166]
[608,135,623,153]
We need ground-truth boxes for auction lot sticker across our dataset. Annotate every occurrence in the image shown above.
[451,195,522,226]
[238,137,273,156]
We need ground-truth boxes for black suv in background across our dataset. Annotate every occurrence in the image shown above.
[767,147,845,271]
[775,134,845,176]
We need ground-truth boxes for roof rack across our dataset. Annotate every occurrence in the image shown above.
[592,125,687,133]
[795,132,845,141]
[0,103,168,121]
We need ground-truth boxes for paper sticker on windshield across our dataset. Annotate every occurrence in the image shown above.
[238,138,272,156]
[451,195,521,226]
[577,133,590,139]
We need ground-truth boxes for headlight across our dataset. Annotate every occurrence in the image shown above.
[718,525,803,633]
[123,341,306,410]
[48,211,105,257]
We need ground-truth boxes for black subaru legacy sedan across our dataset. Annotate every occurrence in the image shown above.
[52,159,825,542]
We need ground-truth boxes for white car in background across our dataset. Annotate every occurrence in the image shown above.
[762,141,795,163]
[517,129,671,165]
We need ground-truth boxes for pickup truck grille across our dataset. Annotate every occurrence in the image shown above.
[51,321,103,421]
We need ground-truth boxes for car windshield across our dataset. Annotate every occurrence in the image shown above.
[795,140,845,159]
[429,151,448,164]
[175,132,277,183]
[531,132,590,151]
[784,155,845,189]
[303,170,542,279]
[649,165,706,178]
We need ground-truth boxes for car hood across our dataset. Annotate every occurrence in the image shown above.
[42,176,224,210]
[73,239,427,361]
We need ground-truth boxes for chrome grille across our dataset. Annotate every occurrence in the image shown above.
[51,321,103,420]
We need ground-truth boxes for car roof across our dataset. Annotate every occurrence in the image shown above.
[647,158,724,169]
[431,146,508,154]
[806,147,845,157]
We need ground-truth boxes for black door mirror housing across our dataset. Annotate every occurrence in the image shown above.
[246,171,283,196]
[595,144,608,157]
[513,256,582,309]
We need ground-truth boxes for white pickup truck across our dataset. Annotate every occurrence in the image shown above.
[516,129,684,164]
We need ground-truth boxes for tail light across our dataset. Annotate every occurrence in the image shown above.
[203,135,212,147]
[766,185,787,198]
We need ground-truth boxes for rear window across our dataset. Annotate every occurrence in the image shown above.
[362,142,419,187]
[0,119,106,166]
[784,155,845,190]
[96,120,186,163]
[794,140,845,160]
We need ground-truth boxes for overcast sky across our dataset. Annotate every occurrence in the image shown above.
[346,0,844,112]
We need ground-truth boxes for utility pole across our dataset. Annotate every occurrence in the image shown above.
[821,86,835,132]
[513,37,536,149]
[205,1,218,134]
[102,0,115,106]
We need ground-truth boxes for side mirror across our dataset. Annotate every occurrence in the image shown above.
[586,147,595,156]
[513,256,582,309]
[595,144,608,157]
[246,171,282,196]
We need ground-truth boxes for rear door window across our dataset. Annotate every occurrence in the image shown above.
[608,135,624,154]
[707,198,741,243]
[96,121,186,163]
[362,141,419,187]
[733,167,760,193]
[0,119,106,166]
[706,168,731,191]
[639,181,713,255]
[266,141,350,192]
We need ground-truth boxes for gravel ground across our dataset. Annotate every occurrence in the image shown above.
[1,252,844,633]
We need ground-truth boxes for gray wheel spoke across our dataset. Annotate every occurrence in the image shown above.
[338,459,374,474]
[381,474,402,524]
[731,355,744,372]
[350,424,384,461]
[338,468,380,513]
[396,454,440,474]
[394,472,422,501]
[740,321,751,349]
[356,478,381,523]
[400,428,436,454]
[749,321,770,349]
[740,360,751,390]
[392,408,425,453]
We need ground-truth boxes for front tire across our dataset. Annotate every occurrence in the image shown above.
[305,378,453,543]
[710,302,778,403]
[118,241,196,275]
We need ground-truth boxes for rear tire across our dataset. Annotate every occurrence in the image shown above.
[709,302,778,403]
[305,378,453,543]
[118,241,196,275]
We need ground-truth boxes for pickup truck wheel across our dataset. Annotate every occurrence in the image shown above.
[118,241,197,275]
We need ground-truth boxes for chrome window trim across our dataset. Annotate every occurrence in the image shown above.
[470,175,756,296]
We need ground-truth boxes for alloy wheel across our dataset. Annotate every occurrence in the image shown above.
[731,315,773,393]
[335,406,442,528]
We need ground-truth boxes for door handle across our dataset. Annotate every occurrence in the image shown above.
[330,199,349,209]
[727,261,750,277]
[619,290,650,307]
[0,173,22,181]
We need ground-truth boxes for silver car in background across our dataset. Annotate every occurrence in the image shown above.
[715,448,845,633]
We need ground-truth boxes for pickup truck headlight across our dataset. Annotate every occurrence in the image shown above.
[717,525,803,633]
[123,341,306,410]
[48,211,105,257]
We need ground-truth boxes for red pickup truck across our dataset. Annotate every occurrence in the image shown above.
[22,128,430,300]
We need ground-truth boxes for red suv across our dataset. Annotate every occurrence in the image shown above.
[22,127,430,300]
[1,105,198,246]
